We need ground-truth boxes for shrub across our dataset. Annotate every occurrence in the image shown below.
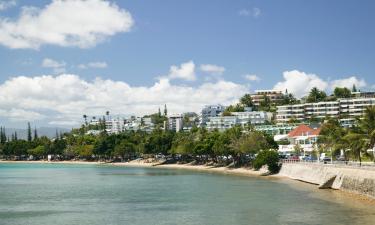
[253,150,280,174]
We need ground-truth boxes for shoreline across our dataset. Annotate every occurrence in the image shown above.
[0,160,269,176]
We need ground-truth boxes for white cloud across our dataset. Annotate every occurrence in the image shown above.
[239,7,261,18]
[273,70,368,97]
[330,76,366,91]
[0,74,248,126]
[244,74,260,82]
[273,70,328,97]
[0,0,134,49]
[42,58,65,68]
[200,64,225,75]
[167,61,196,81]
[0,0,16,11]
[78,61,108,69]
[42,58,66,74]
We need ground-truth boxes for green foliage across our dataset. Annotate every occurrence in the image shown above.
[333,87,351,98]
[240,94,254,107]
[253,150,280,174]
[306,87,327,103]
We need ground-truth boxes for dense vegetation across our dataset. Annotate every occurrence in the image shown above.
[318,106,375,164]
[0,123,279,169]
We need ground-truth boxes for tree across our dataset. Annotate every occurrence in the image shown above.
[318,118,347,159]
[83,115,88,126]
[27,122,32,142]
[352,84,357,92]
[240,94,254,107]
[259,95,272,111]
[333,87,351,98]
[306,87,327,103]
[34,127,38,140]
[343,133,366,166]
[253,150,280,174]
[164,104,168,116]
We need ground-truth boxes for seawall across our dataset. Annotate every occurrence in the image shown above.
[279,163,375,199]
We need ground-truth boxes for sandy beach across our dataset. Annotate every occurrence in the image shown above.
[0,159,269,177]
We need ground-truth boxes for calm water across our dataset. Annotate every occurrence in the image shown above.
[0,163,374,225]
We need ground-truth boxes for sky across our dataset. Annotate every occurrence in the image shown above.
[0,0,374,128]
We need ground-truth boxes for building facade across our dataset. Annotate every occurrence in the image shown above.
[251,90,285,106]
[168,114,183,132]
[276,97,375,125]
[199,104,226,127]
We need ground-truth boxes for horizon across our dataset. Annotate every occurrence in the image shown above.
[1,0,375,128]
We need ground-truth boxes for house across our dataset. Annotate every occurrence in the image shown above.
[278,124,321,155]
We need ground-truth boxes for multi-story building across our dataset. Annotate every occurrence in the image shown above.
[251,90,285,106]
[106,118,125,134]
[199,104,226,127]
[206,116,238,132]
[206,109,273,131]
[276,97,375,125]
[168,114,183,132]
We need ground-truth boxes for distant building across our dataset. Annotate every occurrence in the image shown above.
[168,114,183,132]
[199,104,226,127]
[206,109,273,131]
[276,97,375,126]
[251,90,285,106]
[106,118,125,134]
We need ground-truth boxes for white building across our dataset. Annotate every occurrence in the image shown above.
[168,114,183,132]
[278,124,321,155]
[276,97,375,125]
[199,104,226,127]
[206,110,273,131]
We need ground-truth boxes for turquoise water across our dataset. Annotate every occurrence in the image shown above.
[0,163,374,225]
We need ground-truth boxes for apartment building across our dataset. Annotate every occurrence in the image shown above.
[167,114,183,132]
[276,97,375,125]
[206,110,273,131]
[251,90,285,106]
[199,104,226,127]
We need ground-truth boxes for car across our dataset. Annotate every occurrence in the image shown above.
[322,157,332,164]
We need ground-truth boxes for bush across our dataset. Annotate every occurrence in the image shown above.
[253,150,280,174]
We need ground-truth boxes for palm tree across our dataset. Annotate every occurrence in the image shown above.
[343,133,366,166]
[83,114,88,125]
[355,106,375,162]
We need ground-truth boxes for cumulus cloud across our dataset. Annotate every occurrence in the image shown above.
[200,64,225,75]
[238,7,261,18]
[330,76,366,91]
[0,0,134,49]
[0,0,16,11]
[0,74,248,126]
[78,61,108,69]
[167,61,196,81]
[42,58,66,74]
[273,70,328,97]
[273,70,368,97]
[244,74,260,82]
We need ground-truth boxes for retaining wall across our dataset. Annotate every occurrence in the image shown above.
[278,163,375,199]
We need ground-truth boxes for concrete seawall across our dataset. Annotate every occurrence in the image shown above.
[278,163,375,199]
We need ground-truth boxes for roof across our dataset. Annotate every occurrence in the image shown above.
[288,124,320,137]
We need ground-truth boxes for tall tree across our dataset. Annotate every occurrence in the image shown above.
[34,127,38,140]
[27,122,32,142]
[164,104,168,116]
[307,87,327,103]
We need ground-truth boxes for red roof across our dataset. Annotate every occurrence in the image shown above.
[288,124,320,137]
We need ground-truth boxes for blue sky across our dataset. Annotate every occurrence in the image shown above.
[0,0,374,128]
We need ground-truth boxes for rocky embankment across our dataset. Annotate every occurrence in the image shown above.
[279,163,375,199]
